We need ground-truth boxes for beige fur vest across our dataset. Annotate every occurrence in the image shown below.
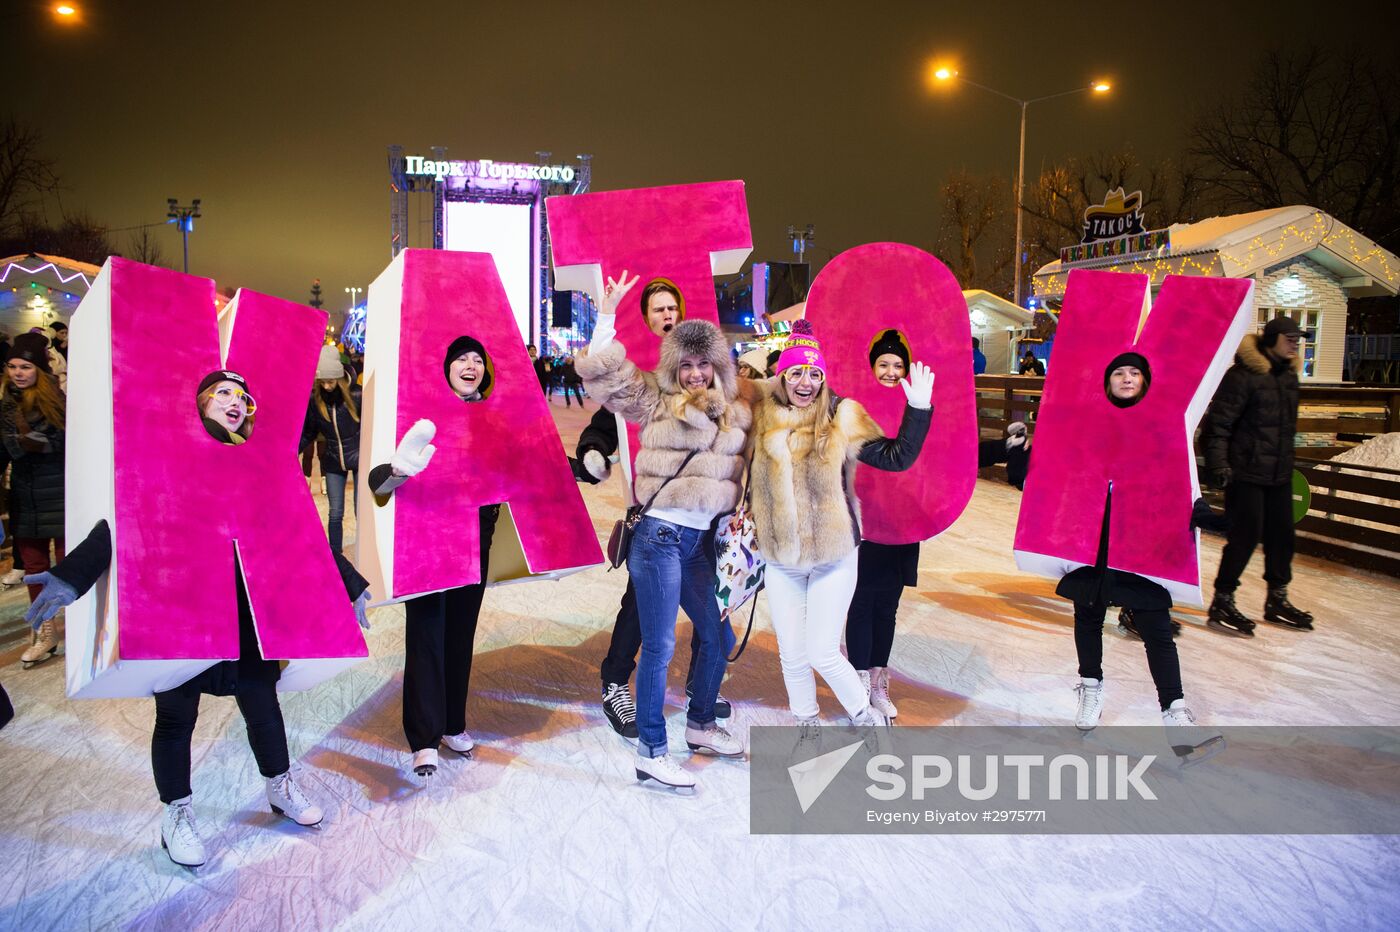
[576,340,754,517]
[750,393,885,569]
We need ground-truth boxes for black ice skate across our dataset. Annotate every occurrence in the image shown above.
[1262,588,1314,630]
[1206,592,1256,638]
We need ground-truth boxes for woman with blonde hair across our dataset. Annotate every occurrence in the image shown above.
[748,320,933,728]
[2,333,68,667]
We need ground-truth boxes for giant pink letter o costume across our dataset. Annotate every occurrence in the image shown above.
[357,249,602,602]
[65,258,367,698]
[1013,270,1254,605]
[804,243,977,543]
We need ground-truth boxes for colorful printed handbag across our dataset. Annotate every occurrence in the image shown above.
[714,460,764,660]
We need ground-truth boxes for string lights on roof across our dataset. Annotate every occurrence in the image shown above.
[1034,211,1398,297]
[0,260,95,291]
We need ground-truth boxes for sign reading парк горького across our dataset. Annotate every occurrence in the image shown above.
[403,155,576,184]
[1058,187,1171,265]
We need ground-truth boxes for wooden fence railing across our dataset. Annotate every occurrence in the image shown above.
[973,376,1400,577]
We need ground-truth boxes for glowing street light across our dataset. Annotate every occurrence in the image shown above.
[345,286,363,309]
[54,4,77,18]
[929,64,1113,306]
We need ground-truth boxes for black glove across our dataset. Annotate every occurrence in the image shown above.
[1209,467,1232,490]
[1190,497,1229,534]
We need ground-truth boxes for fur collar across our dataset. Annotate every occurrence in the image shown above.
[1237,333,1303,375]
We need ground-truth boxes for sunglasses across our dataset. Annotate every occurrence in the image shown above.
[211,385,256,415]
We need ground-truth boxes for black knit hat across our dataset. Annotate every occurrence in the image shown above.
[8,333,52,373]
[868,329,910,369]
[1103,352,1151,407]
[444,335,492,396]
[197,369,250,395]
[1261,315,1305,348]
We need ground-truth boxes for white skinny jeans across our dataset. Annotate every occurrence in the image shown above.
[764,549,868,720]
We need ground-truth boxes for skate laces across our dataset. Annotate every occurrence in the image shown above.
[1163,705,1197,726]
[605,684,637,722]
[272,772,310,810]
[170,802,201,847]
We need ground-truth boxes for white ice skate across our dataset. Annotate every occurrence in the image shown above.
[266,771,323,826]
[411,748,438,779]
[634,753,697,791]
[683,722,744,758]
[441,731,475,756]
[1161,700,1225,765]
[1074,678,1104,731]
[160,797,207,868]
[869,667,898,719]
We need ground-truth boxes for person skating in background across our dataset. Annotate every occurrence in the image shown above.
[1018,349,1045,376]
[23,370,370,868]
[2,333,66,668]
[1060,356,1220,758]
[844,329,922,720]
[577,271,751,790]
[560,355,587,408]
[574,277,735,741]
[368,336,501,779]
[529,343,551,396]
[1201,315,1314,636]
[748,320,931,734]
[300,345,362,555]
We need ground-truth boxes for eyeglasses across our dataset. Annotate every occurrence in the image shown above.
[782,366,825,385]
[211,385,256,415]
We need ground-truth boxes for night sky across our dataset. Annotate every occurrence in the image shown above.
[6,0,1391,308]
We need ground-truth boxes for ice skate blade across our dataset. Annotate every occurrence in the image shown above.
[1261,614,1313,631]
[413,765,437,778]
[1116,623,1142,641]
[1171,735,1226,767]
[1206,619,1255,638]
[633,769,697,792]
[270,804,323,827]
[684,742,745,759]
[161,836,206,869]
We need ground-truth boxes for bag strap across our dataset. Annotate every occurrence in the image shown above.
[637,449,701,516]
[727,583,762,663]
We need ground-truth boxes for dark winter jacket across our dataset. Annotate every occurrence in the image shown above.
[1201,333,1301,487]
[1055,488,1172,611]
[856,540,920,590]
[300,388,362,475]
[0,386,65,539]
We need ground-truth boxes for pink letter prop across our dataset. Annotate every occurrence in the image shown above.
[804,243,976,543]
[1013,270,1254,605]
[357,249,602,602]
[547,181,752,497]
[65,257,367,699]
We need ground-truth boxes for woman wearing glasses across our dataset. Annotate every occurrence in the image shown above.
[24,369,370,868]
[749,320,933,727]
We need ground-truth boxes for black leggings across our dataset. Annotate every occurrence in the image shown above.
[846,583,903,670]
[1073,602,1183,710]
[151,664,290,803]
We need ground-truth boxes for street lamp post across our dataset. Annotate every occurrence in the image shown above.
[166,198,202,274]
[933,68,1110,306]
[345,286,363,309]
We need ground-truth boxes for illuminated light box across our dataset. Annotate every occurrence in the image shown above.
[357,249,602,602]
[1013,270,1254,605]
[64,258,367,699]
[443,199,534,345]
[805,243,977,543]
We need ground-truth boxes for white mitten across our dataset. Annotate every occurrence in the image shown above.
[391,419,437,476]
[900,361,935,409]
[583,449,611,481]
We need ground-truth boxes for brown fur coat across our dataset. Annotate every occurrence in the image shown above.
[576,321,755,518]
[750,391,886,569]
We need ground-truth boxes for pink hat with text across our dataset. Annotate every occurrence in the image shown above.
[775,319,826,375]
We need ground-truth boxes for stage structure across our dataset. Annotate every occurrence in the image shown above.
[386,146,592,348]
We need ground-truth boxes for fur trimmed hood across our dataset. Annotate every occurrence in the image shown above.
[1236,332,1303,376]
[656,319,738,402]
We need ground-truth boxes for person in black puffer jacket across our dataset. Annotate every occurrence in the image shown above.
[300,345,362,554]
[2,333,66,666]
[1200,316,1313,636]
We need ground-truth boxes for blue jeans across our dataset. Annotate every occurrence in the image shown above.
[324,469,357,554]
[628,515,727,758]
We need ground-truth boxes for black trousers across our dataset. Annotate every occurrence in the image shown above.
[402,506,497,752]
[1214,480,1294,594]
[0,681,13,730]
[1074,602,1182,710]
[563,383,585,406]
[846,582,903,670]
[151,661,290,803]
[599,575,703,688]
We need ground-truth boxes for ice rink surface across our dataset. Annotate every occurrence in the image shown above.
[1,401,1397,930]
